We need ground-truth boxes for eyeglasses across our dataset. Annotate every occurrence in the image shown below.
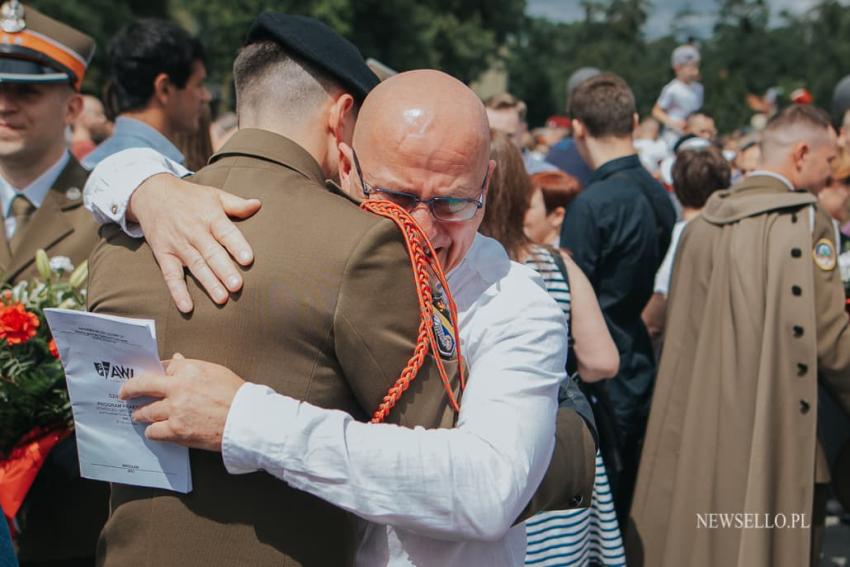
[352,149,487,223]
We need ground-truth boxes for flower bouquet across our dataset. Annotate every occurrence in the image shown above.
[0,250,87,528]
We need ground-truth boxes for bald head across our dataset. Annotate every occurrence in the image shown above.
[341,70,494,272]
[353,70,490,181]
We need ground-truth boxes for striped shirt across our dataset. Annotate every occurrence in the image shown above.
[523,245,625,567]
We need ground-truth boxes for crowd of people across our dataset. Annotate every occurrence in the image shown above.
[0,1,849,567]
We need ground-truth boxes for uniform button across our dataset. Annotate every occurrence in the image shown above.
[797,363,808,376]
[791,248,802,258]
[800,400,810,414]
[792,285,802,296]
[791,213,798,223]
[111,204,119,215]
[793,325,804,337]
[570,494,584,507]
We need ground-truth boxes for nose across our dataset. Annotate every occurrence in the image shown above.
[410,206,438,241]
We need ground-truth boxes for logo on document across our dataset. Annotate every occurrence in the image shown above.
[94,361,134,380]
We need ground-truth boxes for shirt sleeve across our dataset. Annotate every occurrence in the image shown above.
[656,82,674,110]
[560,196,602,284]
[83,148,192,238]
[221,292,565,542]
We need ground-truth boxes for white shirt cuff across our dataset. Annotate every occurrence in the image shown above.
[221,382,300,475]
[83,148,192,238]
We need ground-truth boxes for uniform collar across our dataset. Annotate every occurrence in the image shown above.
[0,150,70,217]
[210,129,325,185]
[747,170,795,192]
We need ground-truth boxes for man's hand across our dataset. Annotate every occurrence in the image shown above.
[129,174,262,313]
[119,354,246,451]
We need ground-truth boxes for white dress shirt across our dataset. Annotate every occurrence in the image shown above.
[83,148,568,567]
[0,150,69,239]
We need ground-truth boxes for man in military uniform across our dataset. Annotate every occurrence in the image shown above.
[0,2,105,566]
[85,14,471,566]
[628,105,850,567]
[0,1,98,283]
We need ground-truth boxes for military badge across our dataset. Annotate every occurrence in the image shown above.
[431,280,456,359]
[813,238,837,271]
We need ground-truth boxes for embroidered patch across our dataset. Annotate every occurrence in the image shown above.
[431,280,456,359]
[813,238,837,271]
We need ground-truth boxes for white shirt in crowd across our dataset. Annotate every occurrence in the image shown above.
[657,79,704,148]
[83,150,570,567]
[653,220,688,296]
[0,150,69,239]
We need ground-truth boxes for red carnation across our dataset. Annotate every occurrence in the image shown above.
[0,303,40,346]
[48,338,59,359]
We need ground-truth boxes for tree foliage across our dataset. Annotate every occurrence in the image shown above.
[506,0,850,132]
[24,0,850,134]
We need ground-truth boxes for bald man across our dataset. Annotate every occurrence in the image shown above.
[628,104,850,567]
[84,69,596,565]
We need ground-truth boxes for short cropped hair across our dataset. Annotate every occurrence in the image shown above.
[672,147,731,209]
[232,41,341,121]
[764,104,832,143]
[529,170,581,213]
[107,19,205,114]
[567,73,635,138]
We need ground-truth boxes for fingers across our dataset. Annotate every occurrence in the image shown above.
[200,221,246,292]
[132,399,170,423]
[119,375,171,400]
[155,252,194,313]
[217,189,261,220]
[181,241,229,305]
[144,420,177,443]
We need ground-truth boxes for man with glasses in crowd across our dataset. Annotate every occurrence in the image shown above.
[84,12,595,564]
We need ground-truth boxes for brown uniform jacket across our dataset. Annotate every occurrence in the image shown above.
[88,130,463,567]
[627,175,850,567]
[8,157,109,563]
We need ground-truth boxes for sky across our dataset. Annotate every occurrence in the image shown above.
[525,0,827,39]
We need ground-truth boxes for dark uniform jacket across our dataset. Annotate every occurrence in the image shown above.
[5,157,109,563]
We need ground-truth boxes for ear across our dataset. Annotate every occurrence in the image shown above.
[152,72,171,106]
[632,112,639,131]
[64,92,84,126]
[547,206,565,229]
[337,142,358,198]
[572,119,586,139]
[792,141,809,171]
[327,92,355,146]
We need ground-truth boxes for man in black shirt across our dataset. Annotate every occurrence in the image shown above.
[560,73,676,525]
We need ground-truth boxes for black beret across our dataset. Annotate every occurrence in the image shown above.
[246,12,379,104]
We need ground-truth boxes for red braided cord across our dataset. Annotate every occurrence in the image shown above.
[360,200,466,423]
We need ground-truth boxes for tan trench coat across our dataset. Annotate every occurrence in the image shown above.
[627,175,850,567]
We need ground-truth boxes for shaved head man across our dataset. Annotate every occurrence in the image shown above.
[84,68,595,566]
[338,70,494,272]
